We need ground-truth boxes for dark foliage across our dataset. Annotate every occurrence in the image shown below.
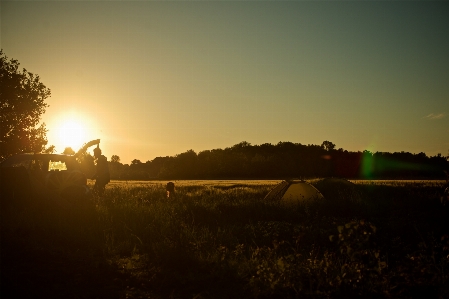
[0,50,51,161]
[109,141,449,180]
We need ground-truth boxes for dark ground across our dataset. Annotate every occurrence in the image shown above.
[1,241,137,299]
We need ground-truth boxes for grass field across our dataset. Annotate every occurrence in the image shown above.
[104,179,282,188]
[1,179,449,298]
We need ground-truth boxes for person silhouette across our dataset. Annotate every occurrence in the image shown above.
[92,146,110,196]
[166,182,175,198]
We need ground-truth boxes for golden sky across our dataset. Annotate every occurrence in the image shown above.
[2,1,448,164]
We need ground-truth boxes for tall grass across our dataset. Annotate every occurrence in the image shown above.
[2,180,449,298]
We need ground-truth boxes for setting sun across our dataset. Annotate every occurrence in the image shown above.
[57,120,86,151]
[46,111,99,154]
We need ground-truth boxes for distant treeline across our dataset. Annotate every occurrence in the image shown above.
[104,141,449,180]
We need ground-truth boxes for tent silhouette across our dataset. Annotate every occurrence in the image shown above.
[264,180,325,205]
[312,178,360,202]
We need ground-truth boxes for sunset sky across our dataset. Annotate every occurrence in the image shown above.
[2,1,448,164]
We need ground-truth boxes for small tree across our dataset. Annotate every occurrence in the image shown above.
[109,155,122,179]
[131,159,142,165]
[321,140,336,151]
[0,50,51,160]
[111,155,121,164]
[62,147,76,155]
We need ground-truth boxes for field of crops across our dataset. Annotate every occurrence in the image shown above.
[2,179,449,298]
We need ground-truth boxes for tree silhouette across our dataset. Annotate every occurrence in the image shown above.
[63,147,76,155]
[110,155,120,163]
[0,50,51,160]
[109,155,122,179]
[321,140,336,151]
[89,140,449,180]
[131,159,142,165]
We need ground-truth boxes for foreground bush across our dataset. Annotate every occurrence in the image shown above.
[2,180,449,298]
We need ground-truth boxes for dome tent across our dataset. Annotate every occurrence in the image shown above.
[312,177,361,202]
[264,180,325,205]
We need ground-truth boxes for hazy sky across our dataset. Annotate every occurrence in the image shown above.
[2,0,448,164]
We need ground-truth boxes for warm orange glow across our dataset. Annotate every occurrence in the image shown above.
[47,111,98,154]
[56,119,86,151]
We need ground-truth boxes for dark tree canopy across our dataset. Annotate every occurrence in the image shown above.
[63,147,76,155]
[110,155,121,164]
[0,50,51,160]
[321,140,336,151]
[106,141,449,180]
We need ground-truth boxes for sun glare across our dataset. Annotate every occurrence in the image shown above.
[47,111,98,154]
[57,119,86,151]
